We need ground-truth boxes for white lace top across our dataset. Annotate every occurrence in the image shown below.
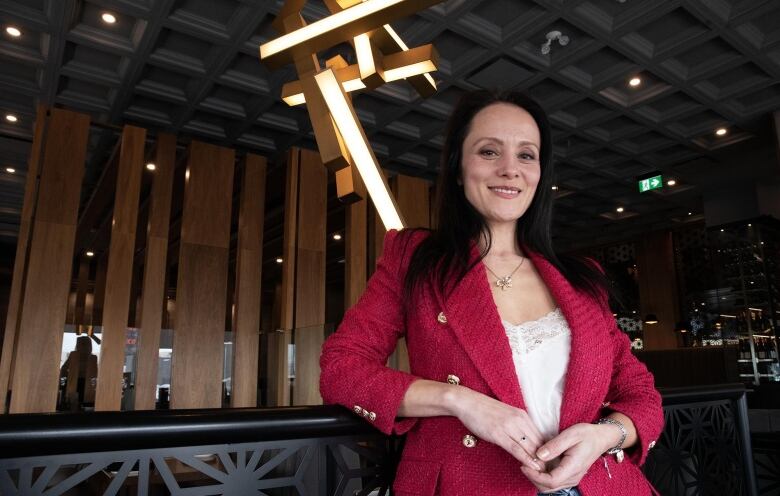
[502,308,571,441]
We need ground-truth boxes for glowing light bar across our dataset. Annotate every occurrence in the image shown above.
[260,0,440,68]
[315,68,403,229]
[281,64,366,106]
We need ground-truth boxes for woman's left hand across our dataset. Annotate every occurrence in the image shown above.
[520,422,619,493]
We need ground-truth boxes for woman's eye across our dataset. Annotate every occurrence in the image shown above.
[480,149,498,157]
[519,152,536,161]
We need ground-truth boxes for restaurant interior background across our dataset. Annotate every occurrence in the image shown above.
[0,0,779,493]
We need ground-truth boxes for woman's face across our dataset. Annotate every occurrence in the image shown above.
[460,102,542,231]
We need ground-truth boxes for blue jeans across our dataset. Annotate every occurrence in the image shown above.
[538,488,582,496]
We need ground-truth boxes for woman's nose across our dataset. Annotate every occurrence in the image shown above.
[497,156,520,178]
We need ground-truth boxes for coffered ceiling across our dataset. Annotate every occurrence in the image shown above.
[1,0,779,251]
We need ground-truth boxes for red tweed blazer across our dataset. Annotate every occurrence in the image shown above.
[320,229,663,496]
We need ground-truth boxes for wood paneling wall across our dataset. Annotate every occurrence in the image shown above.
[345,174,367,309]
[9,108,90,413]
[74,258,90,325]
[0,105,48,412]
[387,174,431,372]
[134,133,176,411]
[271,148,327,406]
[95,125,147,411]
[292,149,327,406]
[636,231,679,350]
[170,141,235,409]
[231,154,266,408]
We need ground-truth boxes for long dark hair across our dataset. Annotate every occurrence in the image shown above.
[403,89,612,306]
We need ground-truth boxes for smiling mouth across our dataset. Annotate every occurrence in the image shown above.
[488,186,521,196]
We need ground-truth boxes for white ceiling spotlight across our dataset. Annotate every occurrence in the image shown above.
[541,30,569,55]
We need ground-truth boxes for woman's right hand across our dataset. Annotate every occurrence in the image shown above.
[445,385,547,472]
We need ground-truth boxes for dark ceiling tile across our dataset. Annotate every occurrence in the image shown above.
[467,57,535,89]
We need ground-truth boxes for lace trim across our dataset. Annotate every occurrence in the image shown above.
[503,308,570,354]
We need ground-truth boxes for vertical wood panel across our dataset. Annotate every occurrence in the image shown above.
[170,141,235,409]
[292,148,327,406]
[388,174,431,372]
[74,258,90,325]
[636,231,679,350]
[134,133,176,410]
[9,108,90,413]
[0,105,48,411]
[95,125,147,411]
[92,255,108,325]
[270,149,300,407]
[231,154,266,408]
[345,173,367,308]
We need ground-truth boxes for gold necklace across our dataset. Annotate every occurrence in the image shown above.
[484,258,525,291]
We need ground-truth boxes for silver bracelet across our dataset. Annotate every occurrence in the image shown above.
[597,417,626,462]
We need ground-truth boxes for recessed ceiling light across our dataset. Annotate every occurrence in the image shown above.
[616,206,624,213]
[86,251,95,257]
[5,26,22,37]
[551,185,559,190]
[667,179,676,186]
[101,12,117,24]
[715,127,727,136]
[5,114,18,123]
[275,257,283,264]
[629,76,641,87]
[720,228,724,232]
[748,223,752,227]
[688,212,692,216]
[332,233,342,241]
[146,162,156,171]
[5,167,15,173]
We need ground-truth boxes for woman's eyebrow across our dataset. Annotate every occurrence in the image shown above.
[472,137,540,149]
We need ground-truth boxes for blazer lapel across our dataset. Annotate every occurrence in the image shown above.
[435,244,525,409]
[529,253,611,430]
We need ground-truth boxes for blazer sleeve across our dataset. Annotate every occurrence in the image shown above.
[320,229,421,435]
[604,313,664,466]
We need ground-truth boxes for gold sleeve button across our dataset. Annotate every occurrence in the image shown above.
[368,411,376,421]
[462,434,477,448]
[353,405,362,414]
[648,440,656,449]
[447,374,460,385]
[437,312,448,324]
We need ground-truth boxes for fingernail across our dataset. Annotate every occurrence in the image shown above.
[531,461,542,471]
[537,449,549,460]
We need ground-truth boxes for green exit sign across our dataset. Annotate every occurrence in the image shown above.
[638,175,663,193]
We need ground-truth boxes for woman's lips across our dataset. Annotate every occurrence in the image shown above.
[488,186,520,199]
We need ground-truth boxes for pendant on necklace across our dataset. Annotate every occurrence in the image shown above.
[496,276,513,291]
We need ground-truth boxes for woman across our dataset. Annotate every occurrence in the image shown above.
[320,90,663,495]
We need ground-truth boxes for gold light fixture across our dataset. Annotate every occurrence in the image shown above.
[5,167,15,174]
[715,127,727,136]
[5,114,18,123]
[5,26,21,37]
[86,251,95,257]
[101,12,117,24]
[616,206,625,213]
[260,0,443,229]
[146,162,156,171]
[315,68,403,229]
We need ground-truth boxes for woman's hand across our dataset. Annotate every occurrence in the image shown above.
[520,422,620,493]
[445,386,548,472]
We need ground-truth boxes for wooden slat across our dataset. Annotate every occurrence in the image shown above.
[9,108,90,413]
[95,125,147,411]
[92,255,108,325]
[170,141,235,409]
[231,154,266,408]
[345,173,367,308]
[0,105,49,412]
[134,133,176,411]
[388,174,431,372]
[292,148,327,406]
[74,258,90,325]
[636,231,679,350]
[269,149,299,407]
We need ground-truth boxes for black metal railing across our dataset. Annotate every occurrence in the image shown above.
[644,383,759,496]
[0,384,762,496]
